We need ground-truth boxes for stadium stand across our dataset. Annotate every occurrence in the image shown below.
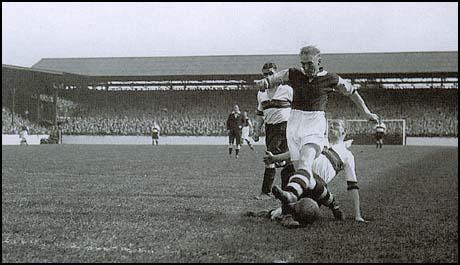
[2,88,458,137]
[2,52,458,139]
[55,90,256,136]
[5,88,449,137]
[2,107,49,134]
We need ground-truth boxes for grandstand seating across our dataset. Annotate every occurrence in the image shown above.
[2,107,49,134]
[2,88,458,137]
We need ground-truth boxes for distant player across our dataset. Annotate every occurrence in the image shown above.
[252,119,368,227]
[241,111,255,151]
[253,62,295,200]
[226,105,244,159]
[19,125,29,146]
[151,121,161,145]
[48,125,60,144]
[374,120,386,148]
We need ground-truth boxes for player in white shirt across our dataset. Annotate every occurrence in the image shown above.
[252,62,296,200]
[374,120,386,148]
[19,126,29,146]
[241,111,255,151]
[256,119,368,227]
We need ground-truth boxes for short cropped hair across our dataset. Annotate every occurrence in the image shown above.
[330,119,346,133]
[262,62,277,71]
[300,46,321,56]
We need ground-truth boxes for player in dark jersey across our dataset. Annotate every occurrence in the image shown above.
[151,121,160,145]
[254,46,379,219]
[226,105,244,158]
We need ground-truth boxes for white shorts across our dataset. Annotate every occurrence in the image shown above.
[241,126,250,140]
[312,154,336,184]
[287,110,328,161]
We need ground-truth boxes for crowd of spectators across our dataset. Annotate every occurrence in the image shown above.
[325,90,458,137]
[2,88,457,138]
[2,107,50,134]
[55,90,255,136]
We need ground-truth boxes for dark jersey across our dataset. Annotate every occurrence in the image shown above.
[151,128,159,139]
[227,112,244,132]
[242,118,250,127]
[288,68,341,111]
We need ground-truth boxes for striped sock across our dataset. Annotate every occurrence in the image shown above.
[311,183,338,209]
[286,169,315,199]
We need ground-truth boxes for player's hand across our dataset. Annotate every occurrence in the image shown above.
[355,216,369,223]
[263,151,276,165]
[254,79,268,91]
[366,113,379,123]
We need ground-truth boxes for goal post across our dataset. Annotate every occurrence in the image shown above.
[329,119,407,145]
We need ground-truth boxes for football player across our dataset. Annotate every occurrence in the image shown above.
[261,119,368,227]
[253,46,379,220]
[252,62,296,200]
[19,125,29,146]
[241,111,255,151]
[226,105,244,158]
[151,121,161,145]
[374,119,386,148]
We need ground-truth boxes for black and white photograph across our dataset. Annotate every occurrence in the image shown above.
[2,2,458,263]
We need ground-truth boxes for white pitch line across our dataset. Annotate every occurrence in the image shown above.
[2,237,159,255]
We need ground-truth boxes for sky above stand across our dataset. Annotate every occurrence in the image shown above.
[2,2,458,67]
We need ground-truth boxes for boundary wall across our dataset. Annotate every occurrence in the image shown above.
[2,135,458,146]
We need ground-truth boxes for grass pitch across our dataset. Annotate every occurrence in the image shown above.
[2,144,458,262]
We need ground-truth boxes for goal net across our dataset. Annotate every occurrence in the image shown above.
[334,119,406,145]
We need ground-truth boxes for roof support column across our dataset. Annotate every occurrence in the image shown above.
[11,87,16,131]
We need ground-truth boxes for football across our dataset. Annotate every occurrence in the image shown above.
[292,197,320,224]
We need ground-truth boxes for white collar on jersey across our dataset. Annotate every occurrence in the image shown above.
[300,68,328,77]
[344,139,353,149]
[316,70,328,77]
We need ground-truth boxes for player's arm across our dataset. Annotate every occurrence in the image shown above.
[226,115,231,131]
[239,116,244,130]
[247,119,254,135]
[252,113,264,141]
[263,150,291,165]
[247,118,254,130]
[254,69,290,90]
[334,77,379,122]
[252,94,265,141]
[349,91,379,122]
[343,155,368,222]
